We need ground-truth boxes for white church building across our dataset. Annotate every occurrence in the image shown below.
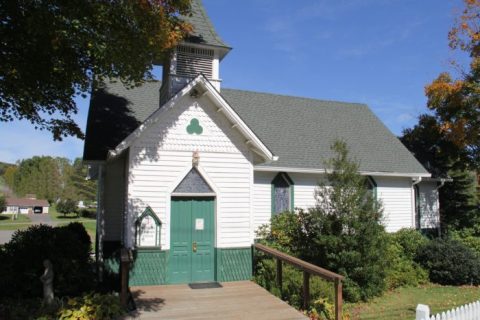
[83,0,440,286]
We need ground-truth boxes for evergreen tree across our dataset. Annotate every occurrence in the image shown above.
[305,140,388,301]
[440,169,479,230]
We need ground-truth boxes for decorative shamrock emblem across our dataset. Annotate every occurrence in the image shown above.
[186,118,203,135]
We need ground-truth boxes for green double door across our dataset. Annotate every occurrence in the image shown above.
[169,197,215,284]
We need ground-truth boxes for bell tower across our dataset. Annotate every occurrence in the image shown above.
[160,0,231,105]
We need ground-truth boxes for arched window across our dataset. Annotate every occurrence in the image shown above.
[271,173,294,215]
[365,176,377,200]
[414,184,421,230]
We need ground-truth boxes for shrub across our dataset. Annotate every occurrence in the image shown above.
[384,240,428,289]
[79,208,96,219]
[256,212,304,255]
[0,222,95,299]
[391,228,429,260]
[0,293,123,320]
[416,238,480,285]
[383,229,429,289]
[450,228,480,256]
[58,292,124,320]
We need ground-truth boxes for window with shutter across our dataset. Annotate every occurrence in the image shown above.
[271,173,294,216]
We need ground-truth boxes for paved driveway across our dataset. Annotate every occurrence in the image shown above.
[29,213,56,226]
[0,230,15,244]
[0,213,57,244]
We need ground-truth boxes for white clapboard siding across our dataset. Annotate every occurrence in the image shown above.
[253,172,416,233]
[375,176,414,232]
[416,301,480,320]
[289,173,321,210]
[418,181,440,229]
[253,171,274,235]
[127,94,253,249]
[103,154,126,241]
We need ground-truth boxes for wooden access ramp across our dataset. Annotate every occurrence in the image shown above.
[125,281,307,320]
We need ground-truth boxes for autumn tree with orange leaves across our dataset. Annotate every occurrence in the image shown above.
[425,0,480,167]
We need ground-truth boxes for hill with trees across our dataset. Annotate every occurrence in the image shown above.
[1,156,96,204]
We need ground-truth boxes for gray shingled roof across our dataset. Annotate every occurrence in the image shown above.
[83,80,428,175]
[181,0,230,52]
[221,89,428,174]
[83,81,161,161]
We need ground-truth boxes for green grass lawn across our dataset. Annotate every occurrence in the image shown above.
[347,284,480,319]
[0,214,31,230]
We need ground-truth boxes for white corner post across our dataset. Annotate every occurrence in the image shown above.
[416,304,430,320]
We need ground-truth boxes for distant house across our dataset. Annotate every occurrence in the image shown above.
[2,196,49,214]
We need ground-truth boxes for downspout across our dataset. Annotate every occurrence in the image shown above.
[435,178,447,237]
[412,177,422,230]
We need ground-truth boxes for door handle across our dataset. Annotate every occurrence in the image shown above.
[192,241,197,253]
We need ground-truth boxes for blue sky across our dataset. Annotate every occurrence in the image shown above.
[0,0,465,163]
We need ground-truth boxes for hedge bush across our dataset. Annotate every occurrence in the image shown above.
[384,229,429,289]
[416,238,480,285]
[450,228,480,257]
[0,223,95,299]
[391,228,429,260]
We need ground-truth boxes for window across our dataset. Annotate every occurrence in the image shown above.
[365,176,377,200]
[414,184,421,230]
[271,173,294,215]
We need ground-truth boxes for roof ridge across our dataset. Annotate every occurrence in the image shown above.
[222,87,368,107]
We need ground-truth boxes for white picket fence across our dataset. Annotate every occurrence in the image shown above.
[416,301,480,320]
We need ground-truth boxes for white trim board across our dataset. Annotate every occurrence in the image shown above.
[107,75,275,162]
[254,166,431,178]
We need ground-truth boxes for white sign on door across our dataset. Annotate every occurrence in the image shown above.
[195,218,204,230]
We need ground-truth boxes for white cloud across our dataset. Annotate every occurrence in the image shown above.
[396,112,415,123]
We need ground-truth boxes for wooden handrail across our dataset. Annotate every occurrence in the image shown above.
[254,243,344,281]
[253,243,343,320]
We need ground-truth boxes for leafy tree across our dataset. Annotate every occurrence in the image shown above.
[424,0,480,167]
[0,194,5,212]
[0,0,192,140]
[70,158,96,202]
[401,115,466,175]
[57,199,77,217]
[2,165,17,190]
[13,156,62,202]
[7,156,97,204]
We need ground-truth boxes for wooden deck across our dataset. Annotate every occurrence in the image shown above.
[125,281,307,319]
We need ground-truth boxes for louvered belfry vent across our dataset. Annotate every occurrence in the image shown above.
[176,45,214,79]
